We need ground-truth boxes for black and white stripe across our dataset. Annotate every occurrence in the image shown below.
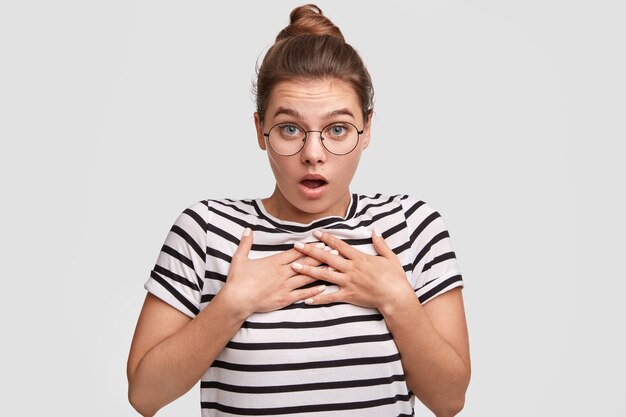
[144,193,463,416]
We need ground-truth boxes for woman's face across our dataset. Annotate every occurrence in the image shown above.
[254,78,371,224]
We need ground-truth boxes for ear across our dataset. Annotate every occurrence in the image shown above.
[361,110,373,150]
[254,112,267,151]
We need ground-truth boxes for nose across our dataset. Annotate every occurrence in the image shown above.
[299,131,327,164]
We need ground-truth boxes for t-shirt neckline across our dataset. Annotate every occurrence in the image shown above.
[252,193,359,233]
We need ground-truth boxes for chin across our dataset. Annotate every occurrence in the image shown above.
[290,191,345,218]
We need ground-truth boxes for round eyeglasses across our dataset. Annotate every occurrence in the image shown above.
[263,122,364,156]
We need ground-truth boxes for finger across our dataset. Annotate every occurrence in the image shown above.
[323,245,340,271]
[291,261,345,286]
[273,247,306,264]
[298,242,326,266]
[285,258,327,280]
[312,230,362,260]
[289,284,328,304]
[274,242,325,264]
[304,289,344,305]
[298,253,325,267]
[285,245,327,277]
[371,228,396,259]
[282,251,328,280]
[294,241,350,271]
[286,274,318,290]
[233,227,253,261]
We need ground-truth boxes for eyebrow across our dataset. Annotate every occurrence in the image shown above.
[273,107,355,120]
[273,107,305,119]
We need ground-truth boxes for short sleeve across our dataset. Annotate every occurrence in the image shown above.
[401,196,464,304]
[143,200,208,318]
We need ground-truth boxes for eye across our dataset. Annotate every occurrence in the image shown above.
[278,124,302,137]
[326,124,348,138]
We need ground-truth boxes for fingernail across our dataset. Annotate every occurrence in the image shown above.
[313,230,323,238]
[317,285,326,292]
[294,242,305,249]
[373,228,382,237]
[323,245,332,251]
[243,227,251,237]
[315,242,325,249]
[304,298,314,304]
[292,262,303,270]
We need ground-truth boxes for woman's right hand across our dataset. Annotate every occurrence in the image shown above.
[219,227,327,318]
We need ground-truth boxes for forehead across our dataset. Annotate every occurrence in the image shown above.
[266,78,360,120]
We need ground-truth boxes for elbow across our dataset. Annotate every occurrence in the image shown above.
[127,361,157,417]
[436,363,470,417]
[128,391,157,417]
[433,396,465,417]
[432,376,469,417]
[431,375,470,417]
[128,379,158,417]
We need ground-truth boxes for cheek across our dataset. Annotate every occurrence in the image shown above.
[334,156,362,185]
[338,154,361,176]
[267,153,294,178]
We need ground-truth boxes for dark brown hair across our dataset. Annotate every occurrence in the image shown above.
[253,4,374,123]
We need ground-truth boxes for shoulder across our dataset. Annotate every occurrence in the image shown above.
[355,192,408,209]
[203,197,260,219]
[174,199,210,229]
[184,197,265,235]
[183,197,258,217]
[356,193,439,219]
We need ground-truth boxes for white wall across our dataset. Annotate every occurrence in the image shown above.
[1,1,624,416]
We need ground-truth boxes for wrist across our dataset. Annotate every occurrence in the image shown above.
[215,283,254,322]
[377,279,418,317]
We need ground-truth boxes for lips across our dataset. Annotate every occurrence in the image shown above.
[300,174,328,189]
[301,179,326,189]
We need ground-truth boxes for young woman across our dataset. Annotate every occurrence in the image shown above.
[127,4,470,417]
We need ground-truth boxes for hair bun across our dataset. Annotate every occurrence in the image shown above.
[275,4,345,42]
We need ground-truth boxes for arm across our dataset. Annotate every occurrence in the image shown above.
[127,291,246,417]
[127,230,326,416]
[380,286,470,417]
[292,230,470,417]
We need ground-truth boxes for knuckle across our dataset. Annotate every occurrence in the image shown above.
[274,295,286,306]
[331,242,344,253]
[323,252,335,265]
[310,288,323,297]
[323,294,336,304]
[304,265,317,276]
[320,268,331,280]
[287,295,299,305]
[341,275,351,286]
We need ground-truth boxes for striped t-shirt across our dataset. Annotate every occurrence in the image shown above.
[144,193,464,416]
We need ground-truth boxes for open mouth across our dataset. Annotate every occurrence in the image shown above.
[300,179,328,189]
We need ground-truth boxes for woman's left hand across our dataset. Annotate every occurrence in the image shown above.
[292,229,415,310]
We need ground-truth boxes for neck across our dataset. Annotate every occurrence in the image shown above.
[262,186,351,224]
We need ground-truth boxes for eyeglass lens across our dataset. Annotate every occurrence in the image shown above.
[268,122,360,156]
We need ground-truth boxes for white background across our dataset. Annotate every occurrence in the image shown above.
[1,1,624,416]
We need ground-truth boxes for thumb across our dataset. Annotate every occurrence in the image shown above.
[233,227,253,261]
[371,228,395,259]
